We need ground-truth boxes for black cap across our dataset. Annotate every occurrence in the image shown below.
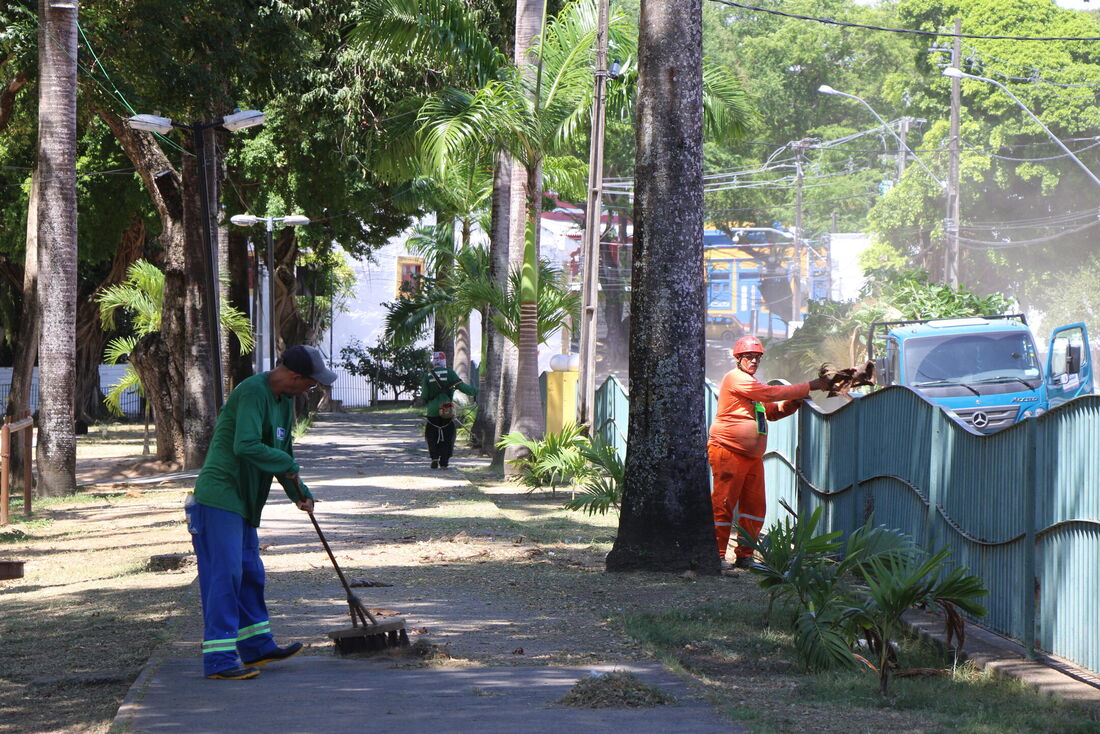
[280,345,337,386]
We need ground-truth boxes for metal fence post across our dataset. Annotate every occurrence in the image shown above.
[1023,416,1038,659]
[926,408,945,549]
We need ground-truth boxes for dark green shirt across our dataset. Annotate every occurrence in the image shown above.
[419,367,477,418]
[194,373,313,527]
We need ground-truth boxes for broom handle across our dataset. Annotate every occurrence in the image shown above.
[295,475,378,627]
[306,510,378,627]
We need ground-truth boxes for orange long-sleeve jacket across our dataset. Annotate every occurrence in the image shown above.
[708,368,810,458]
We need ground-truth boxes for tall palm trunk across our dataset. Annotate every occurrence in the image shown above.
[494,156,525,468]
[502,0,546,473]
[35,0,78,496]
[505,160,546,461]
[606,0,717,574]
[454,217,473,383]
[9,167,39,492]
[477,152,510,457]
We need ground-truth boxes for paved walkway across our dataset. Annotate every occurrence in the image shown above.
[112,412,737,734]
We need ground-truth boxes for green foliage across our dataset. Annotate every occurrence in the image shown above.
[496,425,623,512]
[496,423,590,492]
[743,508,986,695]
[562,435,624,516]
[341,338,431,402]
[96,260,254,416]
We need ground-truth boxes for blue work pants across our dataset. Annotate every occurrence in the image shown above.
[186,501,278,675]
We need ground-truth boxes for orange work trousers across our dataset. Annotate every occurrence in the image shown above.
[708,443,766,560]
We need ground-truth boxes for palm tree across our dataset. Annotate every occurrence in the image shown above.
[35,0,78,496]
[97,260,254,453]
[357,0,755,467]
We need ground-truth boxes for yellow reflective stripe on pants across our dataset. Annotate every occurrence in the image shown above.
[203,638,238,654]
[237,621,271,641]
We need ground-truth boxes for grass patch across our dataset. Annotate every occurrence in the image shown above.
[620,594,1100,734]
[558,671,676,708]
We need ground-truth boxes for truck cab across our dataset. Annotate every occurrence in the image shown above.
[870,315,1093,433]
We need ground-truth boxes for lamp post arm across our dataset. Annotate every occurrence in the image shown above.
[837,91,945,189]
[981,76,1100,190]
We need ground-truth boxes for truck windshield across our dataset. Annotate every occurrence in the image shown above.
[905,331,1042,386]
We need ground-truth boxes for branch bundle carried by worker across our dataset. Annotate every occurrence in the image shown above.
[708,336,831,569]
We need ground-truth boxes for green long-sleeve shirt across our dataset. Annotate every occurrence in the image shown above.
[194,373,313,527]
[420,367,477,418]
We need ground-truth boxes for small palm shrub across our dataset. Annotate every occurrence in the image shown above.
[496,423,589,492]
[562,435,624,516]
[741,508,987,696]
[97,260,254,416]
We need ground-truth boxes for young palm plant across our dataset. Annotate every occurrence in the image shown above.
[97,259,254,416]
[851,549,988,697]
[562,434,625,516]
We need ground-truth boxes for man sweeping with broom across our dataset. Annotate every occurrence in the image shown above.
[185,344,337,680]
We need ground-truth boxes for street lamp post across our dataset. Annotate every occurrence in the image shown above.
[229,214,310,371]
[817,86,946,189]
[128,110,265,409]
[817,85,951,283]
[942,67,1100,189]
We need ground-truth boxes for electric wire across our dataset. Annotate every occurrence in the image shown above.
[706,0,1100,41]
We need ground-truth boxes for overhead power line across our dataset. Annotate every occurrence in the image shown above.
[707,0,1100,40]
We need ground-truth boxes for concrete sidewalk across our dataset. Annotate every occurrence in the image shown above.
[112,412,736,734]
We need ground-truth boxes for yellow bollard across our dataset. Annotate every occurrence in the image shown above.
[545,357,579,434]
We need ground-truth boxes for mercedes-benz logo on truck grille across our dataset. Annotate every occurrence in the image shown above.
[971,412,990,429]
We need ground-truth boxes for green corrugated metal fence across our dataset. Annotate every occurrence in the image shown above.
[593,377,1100,675]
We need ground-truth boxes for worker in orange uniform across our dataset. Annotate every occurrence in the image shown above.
[708,335,830,569]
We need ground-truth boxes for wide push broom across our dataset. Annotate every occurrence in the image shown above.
[306,509,410,654]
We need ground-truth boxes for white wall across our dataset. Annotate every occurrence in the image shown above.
[828,233,872,302]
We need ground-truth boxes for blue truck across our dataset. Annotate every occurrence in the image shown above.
[868,315,1093,433]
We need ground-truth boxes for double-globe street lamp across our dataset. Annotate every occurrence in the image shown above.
[942,67,1100,189]
[229,214,311,372]
[127,110,265,408]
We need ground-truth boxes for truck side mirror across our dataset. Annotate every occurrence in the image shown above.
[1067,345,1082,375]
[874,357,890,386]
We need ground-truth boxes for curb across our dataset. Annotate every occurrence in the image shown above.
[903,609,1100,707]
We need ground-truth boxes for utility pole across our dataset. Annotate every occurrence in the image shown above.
[791,138,813,321]
[577,0,609,430]
[897,117,910,179]
[945,16,962,287]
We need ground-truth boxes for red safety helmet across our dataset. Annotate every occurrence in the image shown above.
[732,335,764,356]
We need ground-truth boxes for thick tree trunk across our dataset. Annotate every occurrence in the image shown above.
[98,109,193,466]
[475,152,510,456]
[35,0,78,496]
[170,136,219,467]
[8,167,39,492]
[606,0,717,574]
